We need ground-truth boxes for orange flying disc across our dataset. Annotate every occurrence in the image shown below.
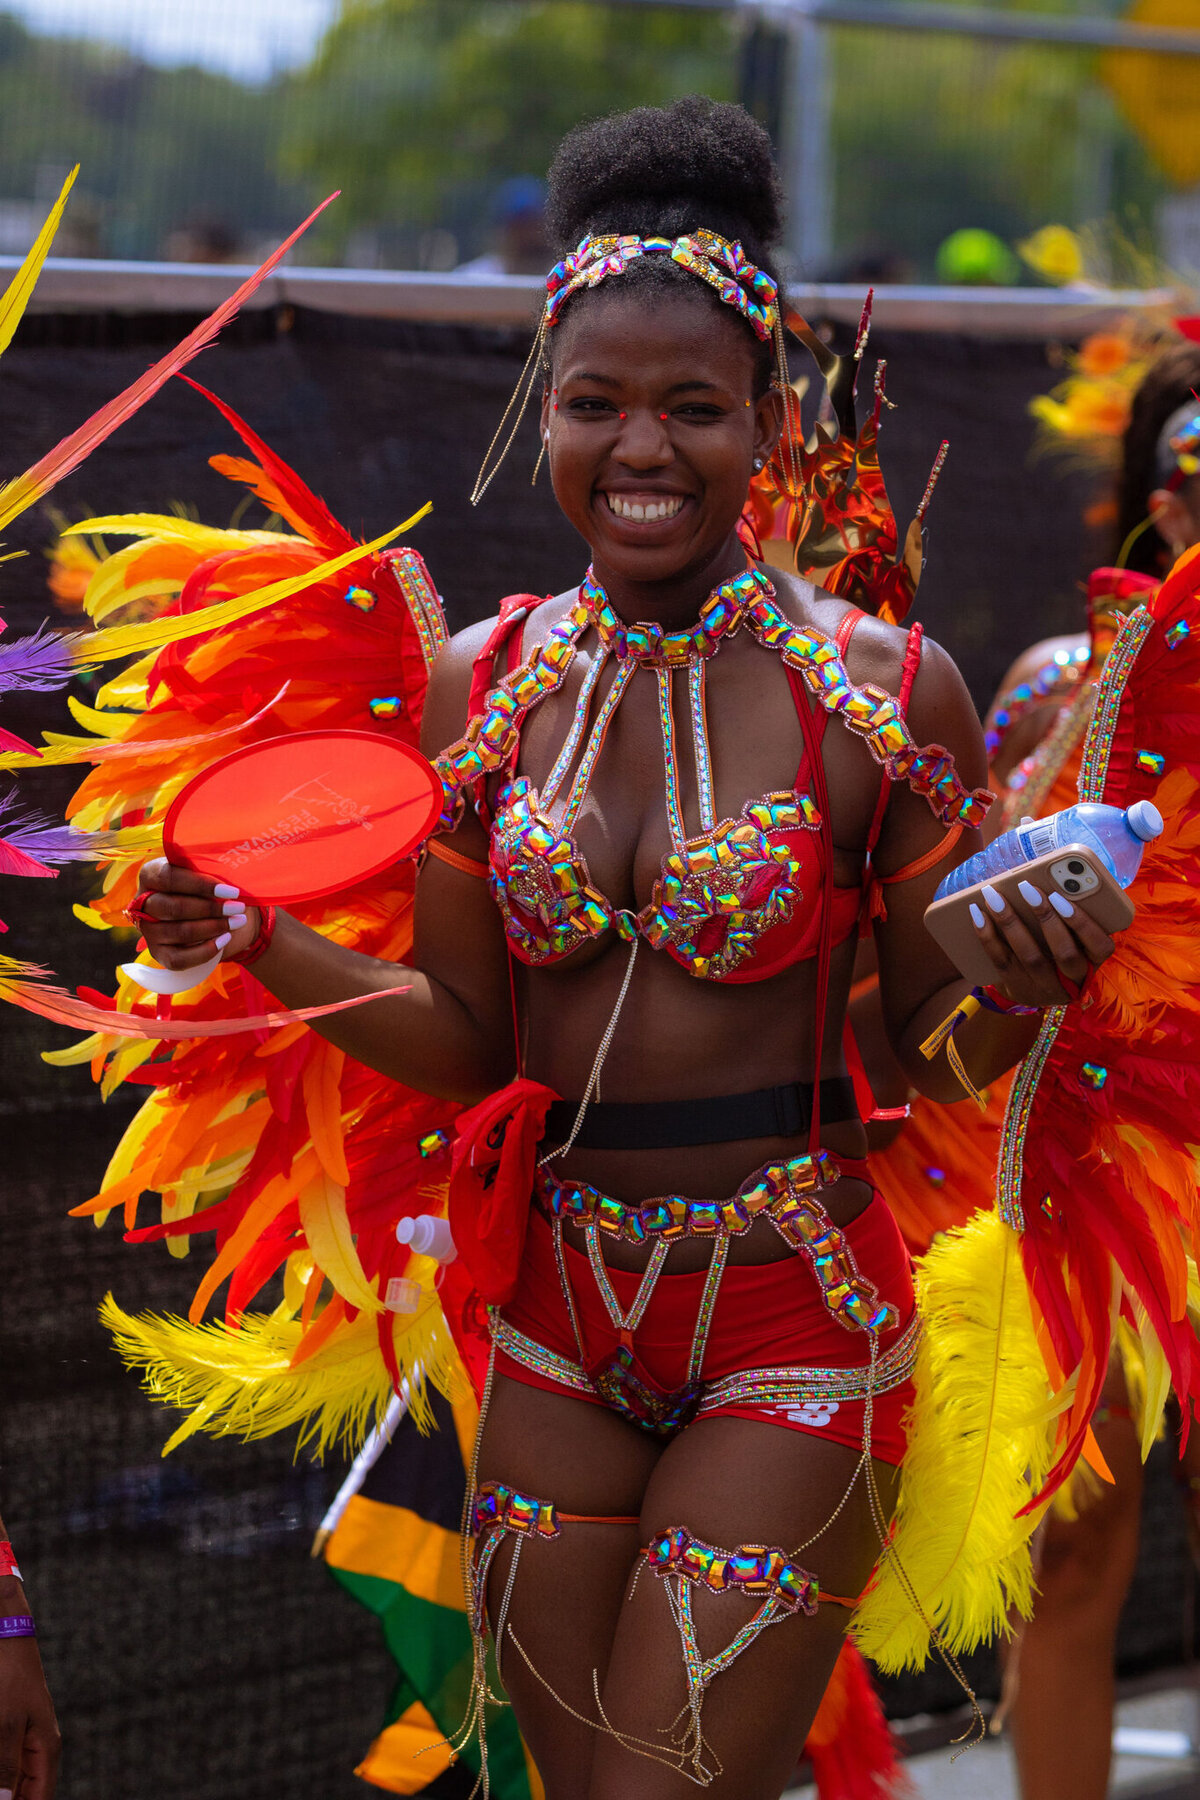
[163,730,443,903]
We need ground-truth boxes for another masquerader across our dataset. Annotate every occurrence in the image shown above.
[773,285,1200,1799]
[6,105,1200,1800]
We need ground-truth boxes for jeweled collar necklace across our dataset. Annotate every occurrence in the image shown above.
[579,564,771,667]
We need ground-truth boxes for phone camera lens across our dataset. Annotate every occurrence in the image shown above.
[1063,878,1081,894]
[1067,860,1085,875]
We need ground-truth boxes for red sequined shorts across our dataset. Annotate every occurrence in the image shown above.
[494,1191,918,1466]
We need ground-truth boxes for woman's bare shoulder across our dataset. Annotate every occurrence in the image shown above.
[770,571,914,693]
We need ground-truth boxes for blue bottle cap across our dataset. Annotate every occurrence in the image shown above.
[1126,799,1163,842]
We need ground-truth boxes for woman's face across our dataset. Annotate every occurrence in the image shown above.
[541,286,782,593]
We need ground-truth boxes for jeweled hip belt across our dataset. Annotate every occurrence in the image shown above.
[535,1149,838,1243]
[534,1153,898,1333]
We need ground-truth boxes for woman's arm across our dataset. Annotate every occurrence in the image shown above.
[0,1512,60,1800]
[135,619,517,1105]
[869,634,1114,1102]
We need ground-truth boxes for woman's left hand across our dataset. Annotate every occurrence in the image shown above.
[968,879,1116,1008]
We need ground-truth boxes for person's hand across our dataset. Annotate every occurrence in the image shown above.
[968,879,1115,1007]
[129,860,259,970]
[0,1638,60,1800]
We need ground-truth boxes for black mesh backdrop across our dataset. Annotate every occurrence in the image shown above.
[0,304,1190,1797]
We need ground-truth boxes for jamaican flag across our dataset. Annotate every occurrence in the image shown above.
[324,1387,541,1798]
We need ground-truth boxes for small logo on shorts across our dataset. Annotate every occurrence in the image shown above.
[783,1400,840,1429]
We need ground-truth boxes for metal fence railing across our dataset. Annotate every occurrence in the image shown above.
[0,3,1197,278]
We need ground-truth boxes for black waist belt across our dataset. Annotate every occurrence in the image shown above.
[541,1077,859,1152]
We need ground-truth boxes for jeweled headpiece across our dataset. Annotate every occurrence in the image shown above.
[544,231,780,342]
[471,225,797,506]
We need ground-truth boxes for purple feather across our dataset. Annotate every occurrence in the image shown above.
[0,621,80,694]
[0,790,111,865]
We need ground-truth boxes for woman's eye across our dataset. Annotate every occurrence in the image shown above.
[566,397,617,414]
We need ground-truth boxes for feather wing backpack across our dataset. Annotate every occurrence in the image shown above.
[0,379,474,1455]
[856,546,1200,1673]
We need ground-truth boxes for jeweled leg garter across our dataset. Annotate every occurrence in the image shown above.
[461,1475,865,1790]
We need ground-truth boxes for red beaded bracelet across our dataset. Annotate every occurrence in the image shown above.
[227,904,276,968]
[0,1541,23,1583]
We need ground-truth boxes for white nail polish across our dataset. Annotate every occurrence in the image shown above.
[215,932,231,948]
[213,883,240,900]
[969,902,985,929]
[982,884,1005,914]
[221,900,242,916]
[1049,891,1075,918]
[228,914,248,932]
[1017,880,1042,906]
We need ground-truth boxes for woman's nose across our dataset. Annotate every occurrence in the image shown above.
[614,407,673,466]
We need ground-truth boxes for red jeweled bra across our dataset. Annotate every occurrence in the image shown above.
[435,567,989,980]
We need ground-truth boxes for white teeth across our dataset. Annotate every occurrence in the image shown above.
[607,494,684,522]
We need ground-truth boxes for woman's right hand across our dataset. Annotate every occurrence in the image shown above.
[0,1636,60,1800]
[131,859,260,969]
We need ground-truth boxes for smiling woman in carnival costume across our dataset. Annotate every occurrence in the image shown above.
[7,103,1200,1800]
[113,99,1116,1796]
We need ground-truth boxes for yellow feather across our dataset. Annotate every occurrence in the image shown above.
[41,1030,108,1067]
[853,1211,1054,1673]
[67,509,431,667]
[66,514,287,545]
[1126,1303,1172,1463]
[72,903,115,930]
[99,1291,462,1458]
[100,1035,159,1100]
[65,695,134,737]
[0,166,77,359]
[297,1173,381,1315]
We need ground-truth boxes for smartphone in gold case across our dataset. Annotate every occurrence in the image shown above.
[922,844,1135,989]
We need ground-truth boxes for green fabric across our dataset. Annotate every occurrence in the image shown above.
[329,1565,532,1797]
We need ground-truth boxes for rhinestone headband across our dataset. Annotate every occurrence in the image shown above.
[544,230,780,343]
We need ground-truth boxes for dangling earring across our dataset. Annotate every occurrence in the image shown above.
[753,456,764,472]
[532,433,548,487]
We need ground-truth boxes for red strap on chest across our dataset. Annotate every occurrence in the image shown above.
[467,593,540,718]
[859,620,925,932]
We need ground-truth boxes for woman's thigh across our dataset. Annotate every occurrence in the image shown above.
[474,1374,661,1798]
[591,1415,899,1800]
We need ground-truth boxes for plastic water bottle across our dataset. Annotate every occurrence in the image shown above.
[395,1213,458,1263]
[934,800,1163,900]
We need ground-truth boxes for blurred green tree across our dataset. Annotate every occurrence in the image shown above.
[0,9,308,260]
[281,0,734,264]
